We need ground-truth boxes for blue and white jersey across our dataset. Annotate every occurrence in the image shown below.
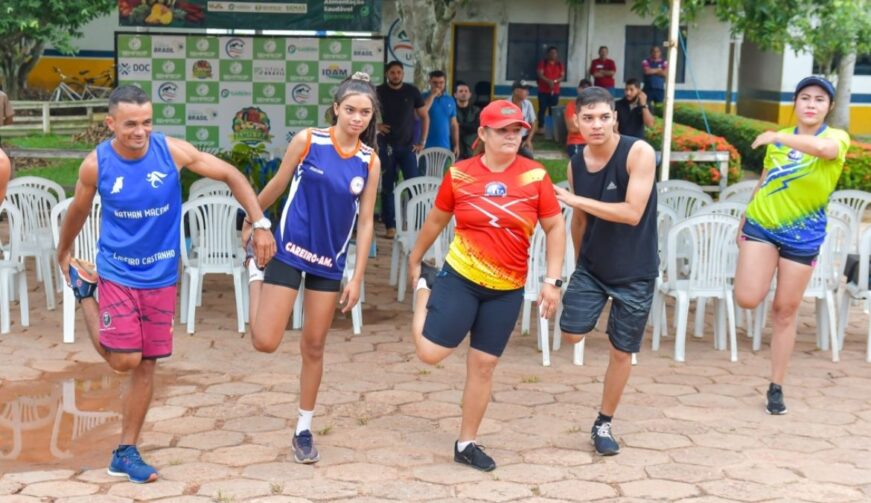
[96,132,182,288]
[273,128,373,280]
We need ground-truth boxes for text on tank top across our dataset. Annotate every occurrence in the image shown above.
[96,132,182,289]
[571,135,658,284]
[273,128,372,281]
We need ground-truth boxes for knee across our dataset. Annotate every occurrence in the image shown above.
[770,301,800,326]
[735,290,763,310]
[609,346,632,364]
[252,337,279,354]
[416,347,446,366]
[469,355,498,381]
[107,354,141,372]
[562,331,586,344]
[300,338,325,361]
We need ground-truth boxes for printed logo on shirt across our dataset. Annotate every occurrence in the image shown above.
[787,149,802,161]
[350,176,365,195]
[111,176,124,194]
[102,311,112,328]
[606,181,618,190]
[485,181,508,197]
[147,171,168,188]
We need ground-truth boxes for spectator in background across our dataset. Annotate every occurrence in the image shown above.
[536,46,565,130]
[615,79,654,139]
[377,60,429,239]
[589,46,617,89]
[642,46,668,105]
[511,81,537,159]
[564,79,592,158]
[454,81,480,160]
[422,70,460,159]
[0,86,13,146]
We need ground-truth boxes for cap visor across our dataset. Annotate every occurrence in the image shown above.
[486,119,531,130]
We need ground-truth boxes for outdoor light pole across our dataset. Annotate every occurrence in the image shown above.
[659,0,681,181]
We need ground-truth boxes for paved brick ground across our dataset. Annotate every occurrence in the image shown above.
[1,231,871,502]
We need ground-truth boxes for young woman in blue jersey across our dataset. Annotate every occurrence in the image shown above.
[734,76,850,415]
[245,73,380,464]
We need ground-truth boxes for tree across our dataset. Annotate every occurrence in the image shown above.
[395,0,466,89]
[631,0,871,129]
[0,0,116,98]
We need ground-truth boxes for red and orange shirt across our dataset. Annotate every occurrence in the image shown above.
[435,155,561,290]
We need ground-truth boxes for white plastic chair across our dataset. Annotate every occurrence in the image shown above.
[189,180,232,200]
[658,189,713,221]
[189,177,226,196]
[657,180,704,194]
[522,226,553,366]
[719,180,756,203]
[0,390,56,460]
[51,196,102,344]
[179,196,247,334]
[830,190,871,252]
[417,147,455,178]
[651,214,740,362]
[432,216,455,268]
[395,191,437,303]
[649,204,678,333]
[0,202,29,334]
[6,186,59,309]
[9,176,67,205]
[838,225,871,362]
[389,177,441,289]
[342,243,364,335]
[548,205,587,365]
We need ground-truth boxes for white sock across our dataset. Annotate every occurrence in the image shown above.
[416,278,429,291]
[247,259,264,283]
[457,440,475,451]
[295,409,314,435]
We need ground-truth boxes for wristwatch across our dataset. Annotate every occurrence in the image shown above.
[252,216,272,231]
[543,277,563,288]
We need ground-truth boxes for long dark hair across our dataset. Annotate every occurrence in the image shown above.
[329,72,380,152]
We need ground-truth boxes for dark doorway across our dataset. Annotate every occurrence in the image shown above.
[453,24,495,108]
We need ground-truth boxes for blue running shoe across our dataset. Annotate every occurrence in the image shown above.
[107,445,158,483]
[68,258,97,301]
[292,430,320,464]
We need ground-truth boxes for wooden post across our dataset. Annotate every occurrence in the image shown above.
[42,102,51,134]
[660,0,681,181]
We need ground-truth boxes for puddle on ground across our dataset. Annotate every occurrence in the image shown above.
[0,364,153,474]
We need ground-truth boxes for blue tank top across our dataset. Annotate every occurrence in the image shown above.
[96,132,182,288]
[273,128,372,280]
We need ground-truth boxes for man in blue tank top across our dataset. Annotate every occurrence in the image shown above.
[553,87,658,457]
[56,85,275,484]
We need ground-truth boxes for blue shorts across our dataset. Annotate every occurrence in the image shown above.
[423,264,524,357]
[559,265,655,354]
[740,220,818,266]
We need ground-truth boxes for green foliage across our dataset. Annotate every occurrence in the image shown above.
[672,104,871,190]
[212,142,284,219]
[4,133,93,151]
[646,117,742,186]
[0,0,116,97]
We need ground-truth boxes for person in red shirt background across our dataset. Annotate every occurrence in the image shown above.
[589,46,617,89]
[408,100,565,472]
[536,46,565,130]
[564,79,592,158]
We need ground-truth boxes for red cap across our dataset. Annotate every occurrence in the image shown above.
[479,100,531,130]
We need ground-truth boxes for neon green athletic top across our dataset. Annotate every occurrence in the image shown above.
[745,125,850,253]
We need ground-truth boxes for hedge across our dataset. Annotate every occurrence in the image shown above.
[646,118,742,186]
[671,105,871,191]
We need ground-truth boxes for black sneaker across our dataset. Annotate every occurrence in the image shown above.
[766,383,788,415]
[454,441,496,472]
[591,421,620,456]
[420,262,439,290]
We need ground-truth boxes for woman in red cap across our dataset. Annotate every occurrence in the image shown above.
[407,99,565,471]
[734,76,850,415]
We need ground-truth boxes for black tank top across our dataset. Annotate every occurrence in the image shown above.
[571,135,658,284]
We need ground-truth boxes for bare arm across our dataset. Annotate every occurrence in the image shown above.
[642,106,655,128]
[409,207,453,266]
[752,131,840,160]
[566,162,586,257]
[450,117,460,156]
[416,106,429,150]
[0,148,11,202]
[340,155,381,312]
[56,152,99,281]
[258,129,309,210]
[538,212,565,318]
[556,141,656,226]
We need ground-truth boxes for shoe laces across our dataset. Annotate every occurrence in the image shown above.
[120,447,145,466]
[296,432,313,451]
[595,422,614,439]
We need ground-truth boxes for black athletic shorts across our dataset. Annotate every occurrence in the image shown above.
[423,264,524,357]
[559,265,655,354]
[263,259,341,292]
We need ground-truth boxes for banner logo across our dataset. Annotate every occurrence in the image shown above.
[225,38,245,58]
[322,64,348,80]
[231,107,272,144]
[158,82,179,102]
[291,84,313,104]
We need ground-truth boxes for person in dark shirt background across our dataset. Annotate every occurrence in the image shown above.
[454,81,480,160]
[615,79,654,139]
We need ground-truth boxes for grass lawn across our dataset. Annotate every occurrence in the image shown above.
[17,159,82,187]
[4,134,94,151]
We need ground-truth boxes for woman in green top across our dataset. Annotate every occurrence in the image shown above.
[734,76,850,415]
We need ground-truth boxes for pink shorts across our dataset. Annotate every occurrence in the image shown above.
[98,277,177,359]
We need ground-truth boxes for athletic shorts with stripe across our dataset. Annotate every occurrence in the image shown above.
[98,277,177,359]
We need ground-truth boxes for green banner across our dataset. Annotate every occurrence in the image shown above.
[119,0,381,32]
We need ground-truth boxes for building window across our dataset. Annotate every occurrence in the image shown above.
[856,54,871,76]
[506,23,569,83]
[813,54,871,76]
[624,25,687,85]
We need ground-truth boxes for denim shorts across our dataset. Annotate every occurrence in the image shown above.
[559,265,655,354]
[740,220,818,266]
[423,264,524,357]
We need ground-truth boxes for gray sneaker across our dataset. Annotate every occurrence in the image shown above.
[292,430,319,464]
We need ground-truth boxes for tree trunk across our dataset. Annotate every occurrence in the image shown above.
[395,0,461,89]
[0,37,44,99]
[831,50,856,130]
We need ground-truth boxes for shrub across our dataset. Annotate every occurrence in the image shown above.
[646,118,742,186]
[671,105,871,191]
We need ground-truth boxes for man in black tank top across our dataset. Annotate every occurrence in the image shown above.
[553,87,658,456]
